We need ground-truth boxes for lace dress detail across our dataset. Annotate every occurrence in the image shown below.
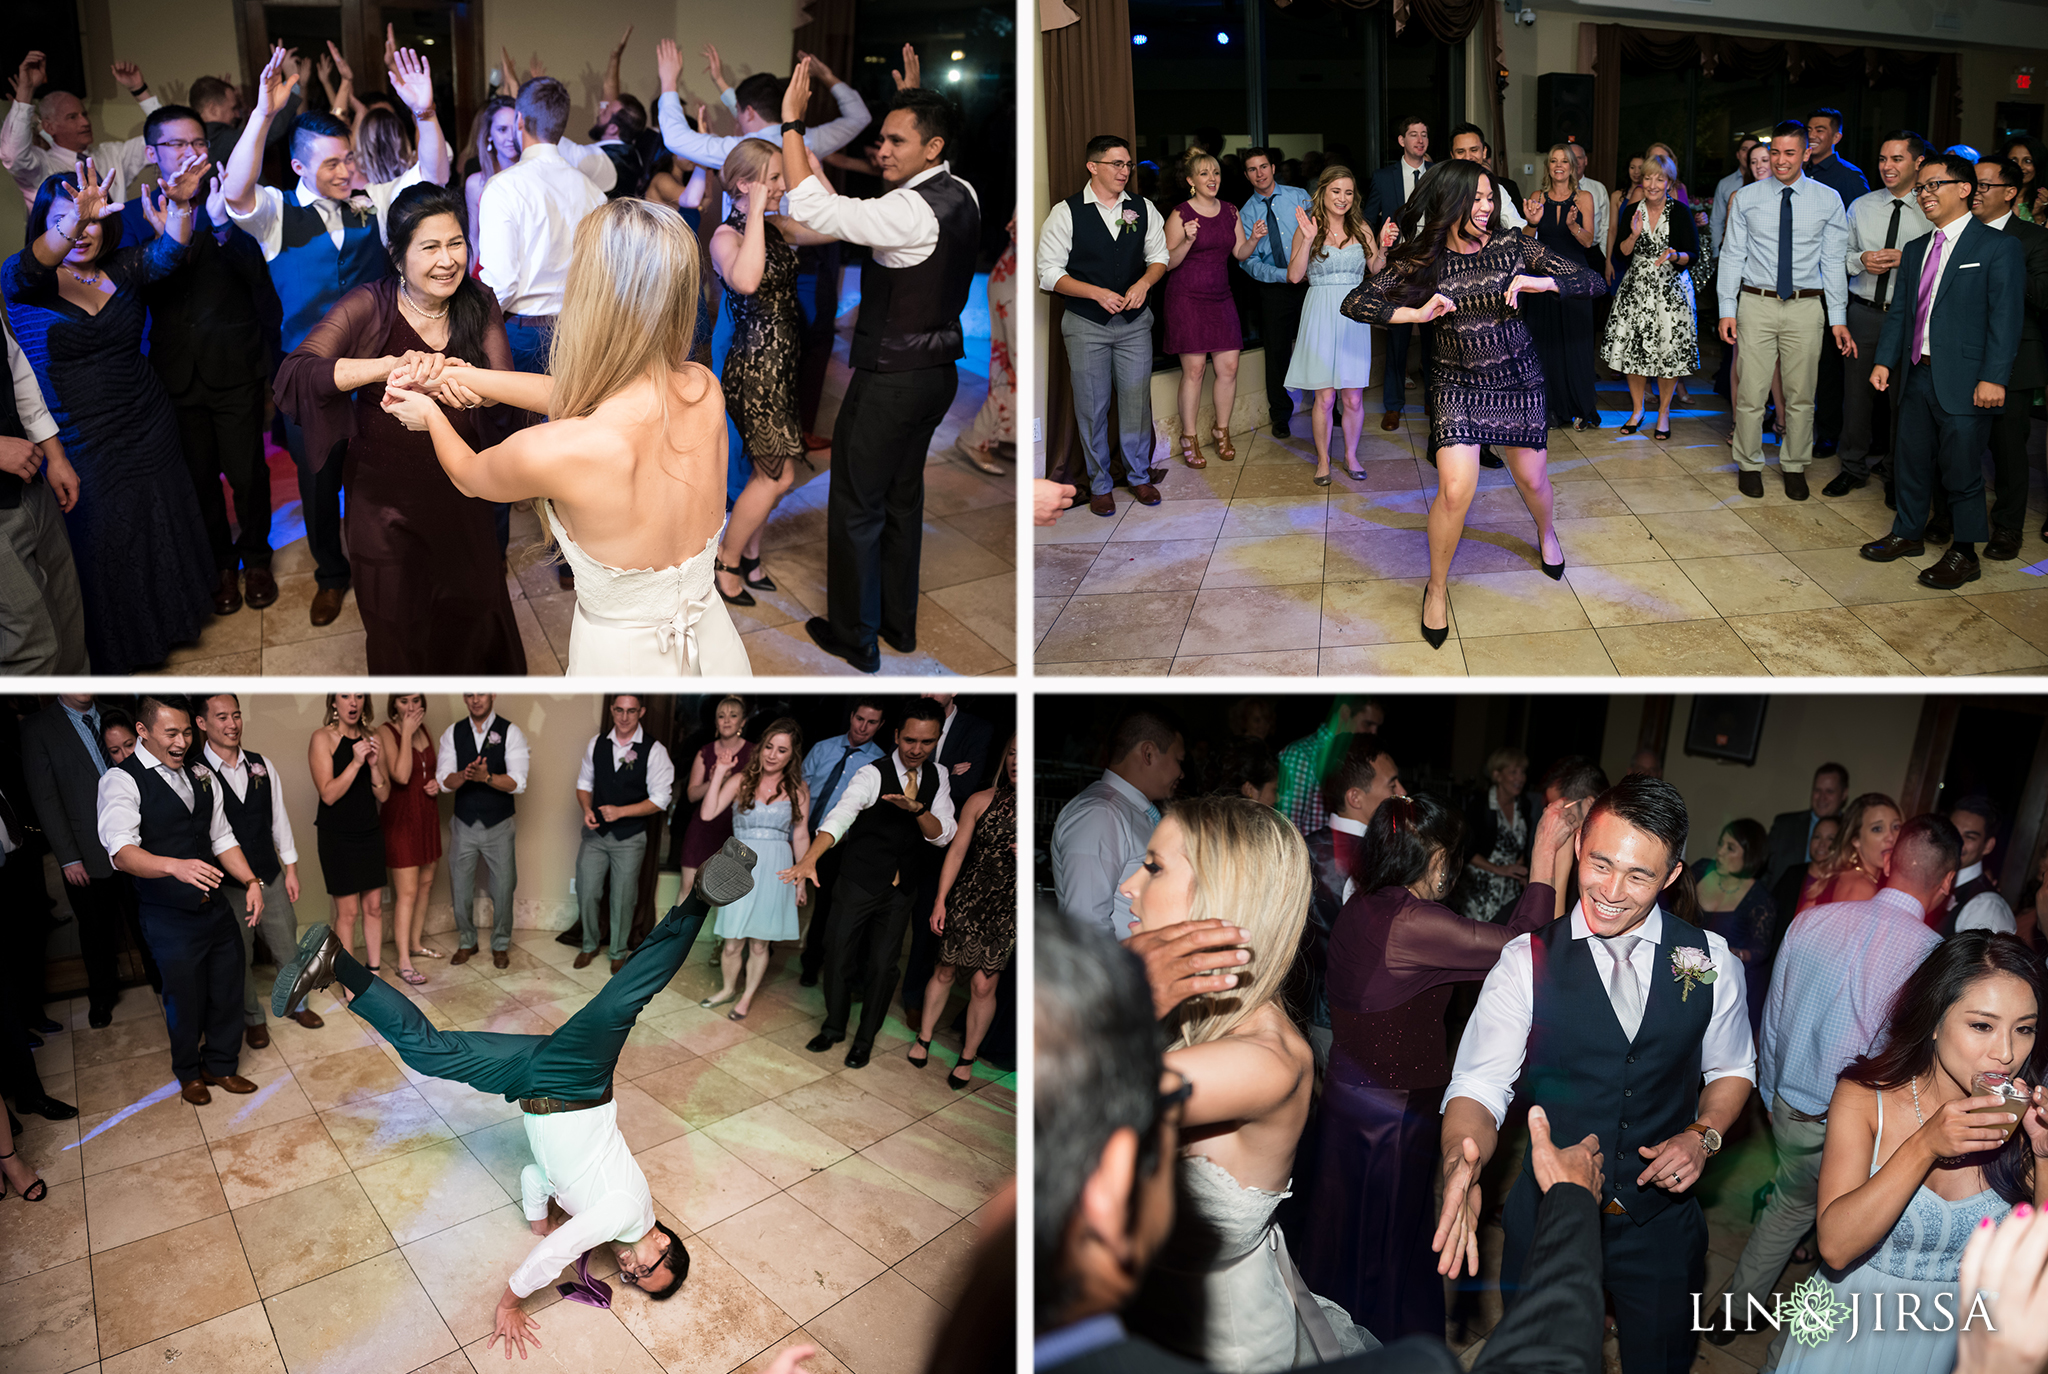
[540,500,750,677]
[939,788,1016,973]
[1342,234,1606,452]
[713,793,799,942]
[720,210,803,477]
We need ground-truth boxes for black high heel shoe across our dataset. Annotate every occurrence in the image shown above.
[1419,588,1449,649]
[737,554,776,592]
[908,1036,932,1068]
[1652,425,1671,441]
[713,559,755,608]
[1618,417,1644,436]
[948,1056,977,1091]
[1539,534,1566,581]
[0,1148,47,1202]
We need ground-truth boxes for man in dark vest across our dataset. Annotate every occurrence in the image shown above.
[781,74,982,672]
[1436,775,1756,1374]
[785,699,955,1068]
[437,693,527,969]
[95,696,270,1106]
[575,694,675,973]
[796,698,888,987]
[125,104,283,617]
[1037,133,1168,518]
[1933,794,2016,936]
[194,691,322,1048]
[0,312,86,672]
[222,43,449,628]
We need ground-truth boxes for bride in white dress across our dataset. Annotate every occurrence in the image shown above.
[377,198,750,676]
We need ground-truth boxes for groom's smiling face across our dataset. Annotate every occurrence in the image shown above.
[1575,808,1682,937]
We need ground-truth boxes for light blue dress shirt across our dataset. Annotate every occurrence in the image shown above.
[1051,769,1162,936]
[1237,184,1313,284]
[800,732,885,824]
[1717,172,1850,324]
[62,700,107,776]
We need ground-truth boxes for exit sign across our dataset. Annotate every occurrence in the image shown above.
[2019,68,2036,94]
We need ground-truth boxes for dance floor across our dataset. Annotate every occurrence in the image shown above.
[149,287,1018,677]
[1034,382,2048,676]
[0,930,1014,1374]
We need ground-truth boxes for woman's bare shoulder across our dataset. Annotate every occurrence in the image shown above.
[672,360,720,402]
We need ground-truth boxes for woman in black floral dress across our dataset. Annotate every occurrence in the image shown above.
[909,737,1016,1090]
[708,140,837,608]
[1341,159,1606,649]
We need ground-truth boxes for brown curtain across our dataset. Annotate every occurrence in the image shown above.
[1592,24,1621,198]
[1040,0,1140,491]
[1616,27,1700,70]
[1487,1,1507,167]
[1391,0,1484,42]
[793,0,858,126]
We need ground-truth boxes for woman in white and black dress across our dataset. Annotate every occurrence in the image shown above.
[1601,156,1700,441]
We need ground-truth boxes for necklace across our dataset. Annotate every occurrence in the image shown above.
[1909,1075,1968,1167]
[64,266,103,289]
[399,282,449,320]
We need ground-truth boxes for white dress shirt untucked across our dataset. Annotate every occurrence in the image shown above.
[786,162,975,268]
[436,718,531,795]
[1051,770,1160,938]
[96,741,238,860]
[510,1102,656,1298]
[478,142,608,317]
[1,95,163,208]
[815,750,957,850]
[200,743,298,865]
[1035,187,1171,294]
[575,728,675,811]
[227,168,426,260]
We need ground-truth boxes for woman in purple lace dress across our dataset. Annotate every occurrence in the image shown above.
[1162,151,1255,468]
[1341,159,1606,650]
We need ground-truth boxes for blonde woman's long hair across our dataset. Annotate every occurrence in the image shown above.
[1544,143,1581,195]
[1162,795,1313,1051]
[1307,165,1368,262]
[1820,792,1901,881]
[548,198,702,424]
[736,718,806,821]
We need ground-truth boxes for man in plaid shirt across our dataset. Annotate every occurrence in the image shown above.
[1276,698,1384,837]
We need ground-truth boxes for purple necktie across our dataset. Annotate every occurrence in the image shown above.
[556,1250,613,1308]
[1911,230,1944,365]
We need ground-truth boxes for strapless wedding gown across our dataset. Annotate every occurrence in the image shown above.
[541,500,751,677]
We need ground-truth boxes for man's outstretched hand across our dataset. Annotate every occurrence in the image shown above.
[1122,918,1251,1020]
[488,1288,541,1361]
[1529,1103,1604,1197]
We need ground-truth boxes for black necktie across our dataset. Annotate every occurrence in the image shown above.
[1265,197,1284,267]
[1873,199,1904,310]
[84,712,108,773]
[1777,187,1796,299]
[813,743,857,836]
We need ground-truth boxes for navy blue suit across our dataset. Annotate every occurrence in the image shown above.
[1364,160,1431,410]
[1873,217,2025,543]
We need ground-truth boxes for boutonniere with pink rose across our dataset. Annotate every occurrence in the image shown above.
[1119,205,1139,237]
[248,761,267,779]
[1669,946,1716,1002]
[619,747,639,769]
[487,731,503,746]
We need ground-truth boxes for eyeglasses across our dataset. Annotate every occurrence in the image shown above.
[1916,179,1971,195]
[1091,159,1134,171]
[151,138,209,153]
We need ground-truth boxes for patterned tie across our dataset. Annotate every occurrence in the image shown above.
[83,712,108,774]
[1776,187,1796,299]
[1601,934,1645,1041]
[1873,199,1904,310]
[1265,197,1285,268]
[812,743,857,837]
[1911,229,1945,365]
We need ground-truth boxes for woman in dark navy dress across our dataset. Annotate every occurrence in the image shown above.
[311,693,390,970]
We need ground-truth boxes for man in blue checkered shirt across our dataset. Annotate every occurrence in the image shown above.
[1275,697,1383,838]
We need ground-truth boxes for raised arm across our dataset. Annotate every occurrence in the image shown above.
[390,47,449,186]
[709,181,771,295]
[701,755,745,821]
[1285,205,1315,283]
[225,47,298,221]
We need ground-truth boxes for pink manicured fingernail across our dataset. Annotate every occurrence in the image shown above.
[2018,1204,2035,1220]
[1980,1216,1996,1229]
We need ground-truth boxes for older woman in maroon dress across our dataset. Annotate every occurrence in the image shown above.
[1292,791,1575,1341]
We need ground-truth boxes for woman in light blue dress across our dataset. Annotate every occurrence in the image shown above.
[1283,167,1389,485]
[1780,933,2046,1374]
[698,718,810,1021]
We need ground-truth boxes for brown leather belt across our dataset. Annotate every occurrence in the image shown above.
[1602,1199,1627,1215]
[506,312,558,328]
[519,1087,613,1115]
[1740,285,1825,301]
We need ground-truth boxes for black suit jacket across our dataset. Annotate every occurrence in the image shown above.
[19,706,114,879]
[1365,159,1431,232]
[121,201,280,396]
[1764,809,1815,888]
[1872,217,2025,412]
[1998,213,2048,391]
[940,709,997,799]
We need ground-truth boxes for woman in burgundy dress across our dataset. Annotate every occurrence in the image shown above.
[274,182,524,674]
[1162,151,1256,468]
[1292,792,1574,1341]
[378,693,444,986]
[680,695,752,915]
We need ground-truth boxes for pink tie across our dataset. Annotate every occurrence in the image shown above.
[1911,230,1944,365]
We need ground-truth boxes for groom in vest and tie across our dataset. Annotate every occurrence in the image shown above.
[796,698,888,987]
[438,694,527,969]
[784,699,956,1069]
[1437,775,1755,1374]
[95,697,272,1106]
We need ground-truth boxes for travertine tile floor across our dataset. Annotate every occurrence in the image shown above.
[150,337,1017,678]
[0,929,1013,1374]
[1035,385,2048,677]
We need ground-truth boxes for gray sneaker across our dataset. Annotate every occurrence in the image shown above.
[273,924,345,1018]
[695,836,758,906]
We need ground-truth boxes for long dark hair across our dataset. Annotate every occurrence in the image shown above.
[735,717,804,824]
[1840,931,2043,1206]
[1356,793,1465,899]
[2003,135,2048,203]
[26,171,123,257]
[1378,158,1491,307]
[385,182,494,368]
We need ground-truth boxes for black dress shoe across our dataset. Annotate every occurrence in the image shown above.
[1783,470,1809,501]
[1737,471,1764,499]
[881,629,916,654]
[88,1006,113,1029]
[804,618,880,673]
[1272,419,1292,439]
[1985,529,2023,562]
[1821,472,1866,498]
[1859,534,1926,563]
[25,1030,42,1049]
[805,1032,844,1054]
[798,971,819,988]
[18,1094,79,1121]
[1479,447,1504,468]
[32,1017,60,1035]
[1918,547,1981,589]
[1926,520,1953,544]
[1811,440,1838,458]
[843,1044,871,1070]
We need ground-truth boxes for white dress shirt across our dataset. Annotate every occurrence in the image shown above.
[1051,769,1159,937]
[815,749,957,850]
[1845,187,1931,304]
[575,728,675,811]
[6,317,57,442]
[1580,177,1611,256]
[436,718,530,794]
[656,84,871,171]
[785,161,975,269]
[96,742,239,860]
[511,1102,655,1299]
[477,143,608,317]
[1442,902,1757,1128]
[1952,862,2017,935]
[1986,211,2014,233]
[199,743,298,866]
[1914,214,1971,360]
[227,167,426,260]
[1036,188,1171,294]
[553,135,618,193]
[1334,814,1369,906]
[1,95,162,208]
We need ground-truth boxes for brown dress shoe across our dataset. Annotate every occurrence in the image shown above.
[203,1073,259,1094]
[573,951,597,969]
[244,1022,271,1050]
[1782,470,1809,501]
[243,566,279,608]
[1917,546,1981,590]
[181,1080,212,1106]
[451,946,475,965]
[310,586,347,626]
[1089,492,1116,517]
[212,568,243,615]
[1985,529,2023,561]
[289,1008,324,1029]
[1129,483,1162,506]
[1737,471,1764,499]
[610,957,628,974]
[1380,409,1401,431]
[1859,534,1926,563]
[493,950,510,969]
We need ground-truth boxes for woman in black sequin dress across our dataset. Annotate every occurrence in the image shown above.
[1341,159,1607,647]
[910,737,1017,1090]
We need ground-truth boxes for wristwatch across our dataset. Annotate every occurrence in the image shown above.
[781,119,806,135]
[1685,1122,1722,1156]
